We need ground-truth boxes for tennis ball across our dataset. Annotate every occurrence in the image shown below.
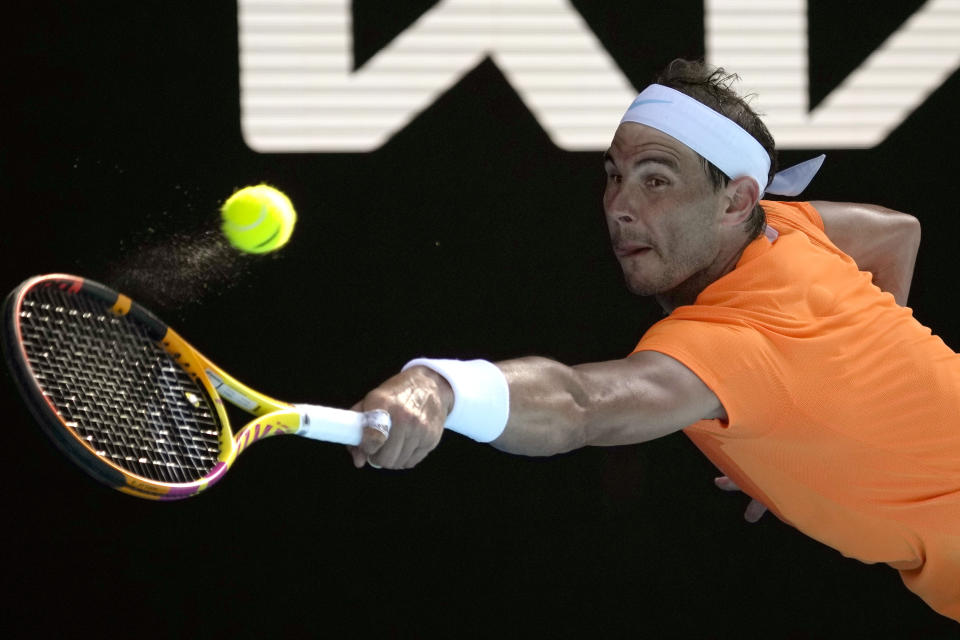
[220,184,297,254]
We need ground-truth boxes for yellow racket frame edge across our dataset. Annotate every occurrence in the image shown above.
[112,296,305,500]
[6,276,357,502]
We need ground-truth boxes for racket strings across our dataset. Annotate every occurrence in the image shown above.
[18,287,223,483]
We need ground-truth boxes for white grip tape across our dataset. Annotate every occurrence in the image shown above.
[293,404,377,446]
[402,358,509,443]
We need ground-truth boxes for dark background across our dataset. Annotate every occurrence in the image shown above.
[2,2,958,637]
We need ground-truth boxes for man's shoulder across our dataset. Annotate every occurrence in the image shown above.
[761,200,825,233]
[761,200,849,259]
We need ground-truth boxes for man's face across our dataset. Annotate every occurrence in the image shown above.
[603,122,727,297]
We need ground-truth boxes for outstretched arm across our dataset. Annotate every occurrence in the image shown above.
[812,201,921,306]
[350,351,724,469]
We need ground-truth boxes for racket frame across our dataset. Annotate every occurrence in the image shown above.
[3,274,318,500]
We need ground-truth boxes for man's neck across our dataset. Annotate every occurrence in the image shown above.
[655,233,755,314]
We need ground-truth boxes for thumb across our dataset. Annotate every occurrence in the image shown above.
[744,499,768,523]
[714,476,741,492]
[347,445,367,469]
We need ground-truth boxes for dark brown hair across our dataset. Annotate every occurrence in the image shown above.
[655,59,778,239]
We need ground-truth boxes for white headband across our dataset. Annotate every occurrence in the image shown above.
[620,84,823,197]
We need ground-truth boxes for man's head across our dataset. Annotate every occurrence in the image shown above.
[654,59,778,238]
[603,59,777,308]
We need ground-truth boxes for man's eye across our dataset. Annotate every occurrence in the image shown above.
[607,174,622,184]
[647,176,668,188]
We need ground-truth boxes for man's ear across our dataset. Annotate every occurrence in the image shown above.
[722,177,760,227]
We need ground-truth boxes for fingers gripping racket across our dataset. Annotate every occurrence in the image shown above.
[1,274,389,500]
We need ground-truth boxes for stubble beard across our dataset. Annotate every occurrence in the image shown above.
[623,237,719,304]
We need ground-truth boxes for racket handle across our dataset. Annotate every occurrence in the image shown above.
[293,405,390,446]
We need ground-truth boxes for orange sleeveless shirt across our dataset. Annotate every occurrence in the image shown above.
[633,201,960,621]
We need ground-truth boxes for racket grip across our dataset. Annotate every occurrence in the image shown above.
[293,405,390,446]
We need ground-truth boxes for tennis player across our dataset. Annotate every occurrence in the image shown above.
[350,59,959,622]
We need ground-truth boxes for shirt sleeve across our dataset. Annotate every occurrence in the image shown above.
[633,316,792,440]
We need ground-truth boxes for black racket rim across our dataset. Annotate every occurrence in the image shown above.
[1,274,229,500]
[2,275,132,491]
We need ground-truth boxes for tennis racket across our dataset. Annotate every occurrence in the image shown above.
[1,273,390,500]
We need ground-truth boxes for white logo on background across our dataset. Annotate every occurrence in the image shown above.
[238,0,959,151]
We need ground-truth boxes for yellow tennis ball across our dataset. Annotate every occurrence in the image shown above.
[220,184,297,254]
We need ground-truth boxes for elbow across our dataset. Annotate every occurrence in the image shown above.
[904,214,921,252]
[889,209,920,248]
[882,213,921,306]
[894,214,921,277]
[880,211,921,265]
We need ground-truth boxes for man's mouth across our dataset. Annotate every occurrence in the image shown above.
[615,245,652,258]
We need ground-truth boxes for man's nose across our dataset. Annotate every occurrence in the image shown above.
[605,189,636,224]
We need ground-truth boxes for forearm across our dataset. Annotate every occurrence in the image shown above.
[488,355,720,456]
[870,240,919,306]
[850,208,920,305]
[410,357,588,457]
[812,201,921,306]
[490,357,591,457]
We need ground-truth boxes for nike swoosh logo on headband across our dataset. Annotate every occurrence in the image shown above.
[628,98,672,108]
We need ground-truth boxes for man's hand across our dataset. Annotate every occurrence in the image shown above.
[714,476,768,523]
[348,366,455,470]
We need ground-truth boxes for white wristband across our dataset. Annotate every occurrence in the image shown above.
[402,358,509,443]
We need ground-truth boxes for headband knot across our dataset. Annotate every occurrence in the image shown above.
[620,84,824,197]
